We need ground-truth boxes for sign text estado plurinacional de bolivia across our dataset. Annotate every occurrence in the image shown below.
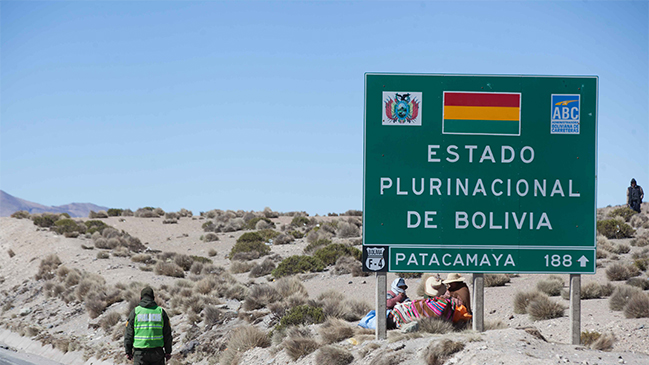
[362,74,597,274]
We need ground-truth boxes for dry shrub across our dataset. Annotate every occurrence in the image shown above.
[189,262,204,275]
[208,249,217,257]
[343,299,372,321]
[626,277,649,290]
[220,325,270,365]
[318,318,354,344]
[484,274,510,287]
[315,345,354,365]
[275,276,308,297]
[274,234,295,245]
[581,330,601,346]
[96,251,109,259]
[587,332,616,351]
[249,258,276,278]
[631,233,649,247]
[283,327,321,361]
[194,277,216,295]
[609,243,631,254]
[581,282,614,299]
[536,279,563,296]
[513,291,545,314]
[609,284,642,311]
[606,263,638,281]
[243,284,281,310]
[204,233,219,242]
[100,311,121,332]
[422,339,465,365]
[623,293,649,318]
[112,246,130,257]
[35,254,62,280]
[418,317,453,334]
[630,214,649,228]
[174,254,194,271]
[231,251,260,261]
[596,248,608,259]
[336,222,360,238]
[131,254,152,263]
[333,256,359,275]
[155,262,185,278]
[86,297,107,319]
[527,296,565,321]
[203,305,223,327]
[230,260,255,274]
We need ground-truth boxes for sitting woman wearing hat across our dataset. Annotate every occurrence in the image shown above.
[442,273,472,314]
[423,275,447,299]
[387,277,410,309]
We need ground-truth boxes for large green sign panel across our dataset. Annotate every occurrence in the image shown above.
[363,74,597,274]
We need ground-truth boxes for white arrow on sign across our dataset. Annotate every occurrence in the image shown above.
[577,256,589,267]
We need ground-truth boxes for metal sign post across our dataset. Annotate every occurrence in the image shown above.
[376,272,387,340]
[472,273,484,332]
[570,274,581,344]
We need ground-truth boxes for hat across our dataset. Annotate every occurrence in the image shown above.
[141,286,155,299]
[425,276,447,297]
[442,273,467,284]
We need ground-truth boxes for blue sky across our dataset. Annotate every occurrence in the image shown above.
[1,1,647,214]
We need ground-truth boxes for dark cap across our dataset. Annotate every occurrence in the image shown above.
[141,286,154,299]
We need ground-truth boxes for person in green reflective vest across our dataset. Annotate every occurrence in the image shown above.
[125,287,172,364]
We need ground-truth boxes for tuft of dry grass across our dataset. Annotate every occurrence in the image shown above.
[154,262,185,278]
[626,277,649,290]
[86,297,107,319]
[623,293,649,318]
[606,263,638,281]
[484,274,510,287]
[579,282,614,299]
[589,332,616,351]
[418,317,454,334]
[315,346,354,365]
[283,327,321,361]
[536,279,563,296]
[422,339,465,365]
[527,296,565,321]
[249,258,276,278]
[275,276,308,297]
[513,291,545,314]
[318,318,354,344]
[220,325,270,365]
[174,254,194,271]
[229,260,255,274]
[100,311,121,332]
[243,284,281,310]
[35,254,62,280]
[131,253,152,263]
[203,305,223,327]
[609,285,641,311]
[342,299,372,321]
[208,249,218,257]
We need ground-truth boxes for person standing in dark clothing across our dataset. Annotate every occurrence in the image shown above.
[124,287,173,365]
[627,178,644,213]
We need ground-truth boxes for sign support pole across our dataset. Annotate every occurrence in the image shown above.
[472,273,484,332]
[570,274,581,345]
[376,271,387,340]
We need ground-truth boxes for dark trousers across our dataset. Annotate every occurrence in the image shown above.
[630,200,641,213]
[133,347,165,365]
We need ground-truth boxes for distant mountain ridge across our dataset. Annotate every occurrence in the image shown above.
[0,190,108,218]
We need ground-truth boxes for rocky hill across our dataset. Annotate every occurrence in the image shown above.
[0,190,108,217]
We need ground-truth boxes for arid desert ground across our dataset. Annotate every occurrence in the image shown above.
[1,204,648,365]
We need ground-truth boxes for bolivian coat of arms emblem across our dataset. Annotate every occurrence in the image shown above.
[382,91,422,126]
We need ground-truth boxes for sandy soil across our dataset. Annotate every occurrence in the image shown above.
[0,205,648,365]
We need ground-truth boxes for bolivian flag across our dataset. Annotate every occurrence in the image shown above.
[443,92,521,136]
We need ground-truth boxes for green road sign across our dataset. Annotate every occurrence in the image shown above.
[362,74,597,274]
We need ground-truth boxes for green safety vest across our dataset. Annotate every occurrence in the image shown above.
[133,306,164,348]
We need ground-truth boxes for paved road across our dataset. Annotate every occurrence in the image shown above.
[0,348,63,365]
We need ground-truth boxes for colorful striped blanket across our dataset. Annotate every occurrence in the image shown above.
[389,297,460,329]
